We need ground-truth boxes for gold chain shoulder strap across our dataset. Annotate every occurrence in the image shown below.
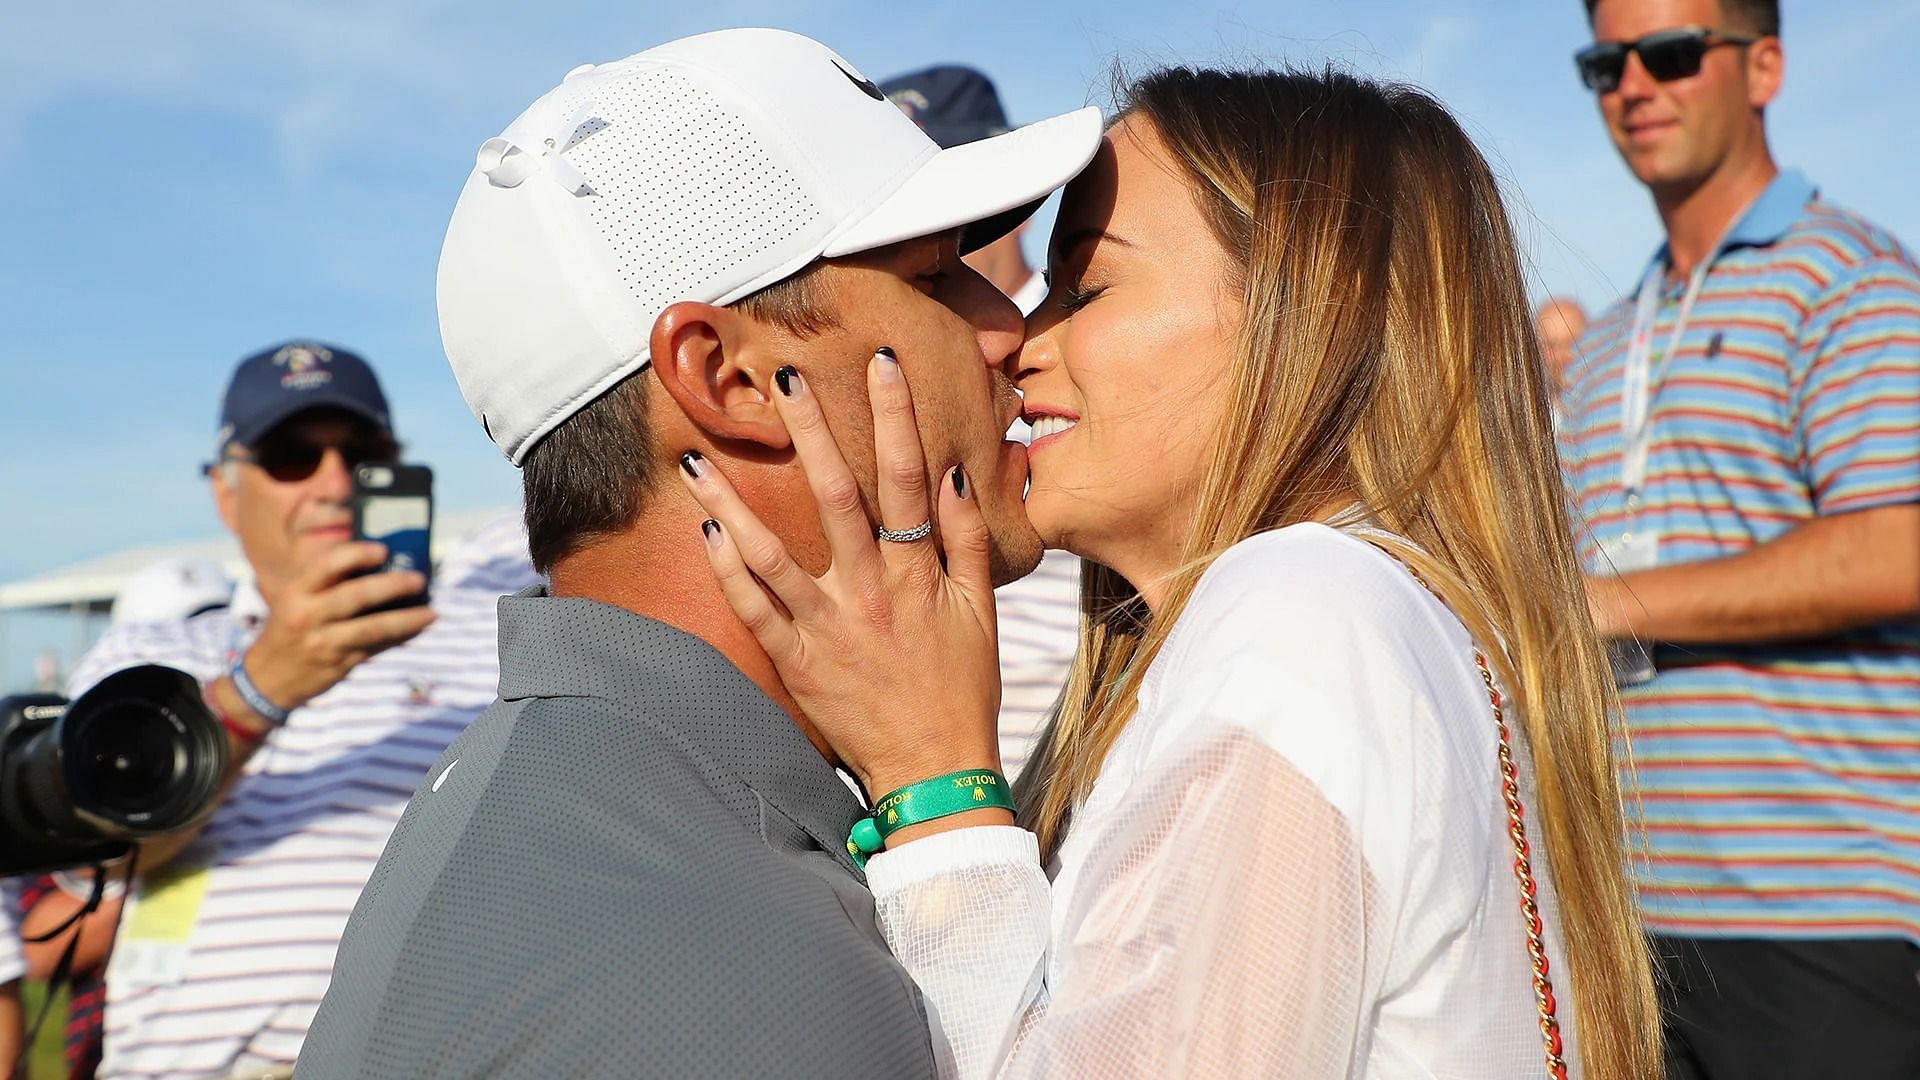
[1366,542,1570,1080]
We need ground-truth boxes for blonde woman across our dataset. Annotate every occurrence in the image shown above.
[679,67,1659,1078]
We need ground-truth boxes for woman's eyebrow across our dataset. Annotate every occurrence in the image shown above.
[1052,228,1136,260]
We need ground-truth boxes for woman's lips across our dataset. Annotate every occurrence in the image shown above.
[1026,415,1078,457]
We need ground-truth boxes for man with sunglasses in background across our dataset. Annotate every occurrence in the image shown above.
[47,341,535,1079]
[1561,2,1920,1076]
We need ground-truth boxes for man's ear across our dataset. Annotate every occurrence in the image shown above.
[211,466,240,536]
[1746,36,1783,111]
[649,301,791,450]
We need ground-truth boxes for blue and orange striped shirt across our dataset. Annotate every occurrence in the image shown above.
[1561,169,1920,941]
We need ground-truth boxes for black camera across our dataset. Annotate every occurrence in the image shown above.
[1,665,228,876]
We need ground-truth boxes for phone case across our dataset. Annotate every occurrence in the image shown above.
[351,463,434,610]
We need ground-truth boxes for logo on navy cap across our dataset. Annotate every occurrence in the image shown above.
[274,344,335,391]
[887,88,932,123]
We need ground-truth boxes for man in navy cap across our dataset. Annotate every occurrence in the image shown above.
[206,342,416,618]
[44,341,535,1079]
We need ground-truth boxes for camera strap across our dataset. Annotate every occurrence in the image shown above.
[13,850,137,1075]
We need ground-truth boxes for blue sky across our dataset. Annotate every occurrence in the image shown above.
[0,1,1912,633]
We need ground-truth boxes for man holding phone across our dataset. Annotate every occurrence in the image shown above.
[56,341,536,1079]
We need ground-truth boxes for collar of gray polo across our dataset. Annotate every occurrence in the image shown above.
[496,586,869,877]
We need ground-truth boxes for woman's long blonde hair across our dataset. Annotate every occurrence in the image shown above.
[1018,66,1659,1079]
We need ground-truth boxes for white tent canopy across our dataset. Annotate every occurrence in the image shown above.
[0,506,517,613]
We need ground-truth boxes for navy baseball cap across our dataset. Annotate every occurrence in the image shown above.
[216,341,393,454]
[879,65,1012,149]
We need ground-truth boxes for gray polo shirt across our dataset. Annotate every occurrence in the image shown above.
[297,588,938,1078]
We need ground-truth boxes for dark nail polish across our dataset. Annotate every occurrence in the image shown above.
[679,450,704,478]
[875,346,897,362]
[951,464,969,499]
[775,365,800,396]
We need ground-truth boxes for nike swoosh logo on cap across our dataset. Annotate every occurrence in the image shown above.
[832,59,885,102]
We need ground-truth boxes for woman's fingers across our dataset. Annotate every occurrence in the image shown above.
[936,465,997,637]
[769,364,883,580]
[677,450,827,621]
[698,518,802,661]
[866,348,942,581]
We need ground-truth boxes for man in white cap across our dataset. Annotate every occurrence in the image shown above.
[110,556,235,626]
[301,28,1099,1079]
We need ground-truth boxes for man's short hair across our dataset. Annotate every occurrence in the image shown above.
[1583,0,1779,37]
[521,264,837,574]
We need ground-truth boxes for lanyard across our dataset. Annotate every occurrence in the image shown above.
[1618,257,1711,502]
[1617,187,1770,503]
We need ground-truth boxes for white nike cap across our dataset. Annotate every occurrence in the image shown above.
[439,27,1103,465]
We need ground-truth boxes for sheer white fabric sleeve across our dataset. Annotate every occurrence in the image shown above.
[867,720,1374,1078]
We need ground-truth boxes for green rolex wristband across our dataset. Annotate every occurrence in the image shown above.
[844,768,1013,868]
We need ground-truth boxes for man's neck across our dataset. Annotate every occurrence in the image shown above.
[549,513,835,767]
[1654,145,1778,279]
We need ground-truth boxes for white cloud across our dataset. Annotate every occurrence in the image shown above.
[0,0,469,175]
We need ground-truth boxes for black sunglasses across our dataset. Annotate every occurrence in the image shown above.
[1575,26,1758,93]
[207,435,400,483]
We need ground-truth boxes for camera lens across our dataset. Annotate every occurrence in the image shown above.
[57,668,227,835]
[0,665,228,876]
[66,700,187,819]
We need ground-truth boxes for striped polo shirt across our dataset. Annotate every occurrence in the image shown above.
[994,548,1079,781]
[67,513,537,1078]
[1560,169,1920,940]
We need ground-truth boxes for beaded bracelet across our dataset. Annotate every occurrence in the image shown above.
[203,682,269,747]
[228,657,291,728]
[845,768,1014,868]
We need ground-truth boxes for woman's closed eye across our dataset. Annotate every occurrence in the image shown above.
[1057,282,1105,313]
[1043,269,1106,314]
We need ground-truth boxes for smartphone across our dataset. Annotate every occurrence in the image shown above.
[351,462,434,611]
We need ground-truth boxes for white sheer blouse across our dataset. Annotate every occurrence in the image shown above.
[866,524,1575,1079]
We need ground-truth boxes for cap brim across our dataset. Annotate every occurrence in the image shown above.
[229,391,392,448]
[822,106,1104,259]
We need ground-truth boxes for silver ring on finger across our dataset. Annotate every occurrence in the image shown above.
[876,520,933,543]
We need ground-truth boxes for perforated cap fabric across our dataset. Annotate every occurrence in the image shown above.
[437,28,1102,465]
